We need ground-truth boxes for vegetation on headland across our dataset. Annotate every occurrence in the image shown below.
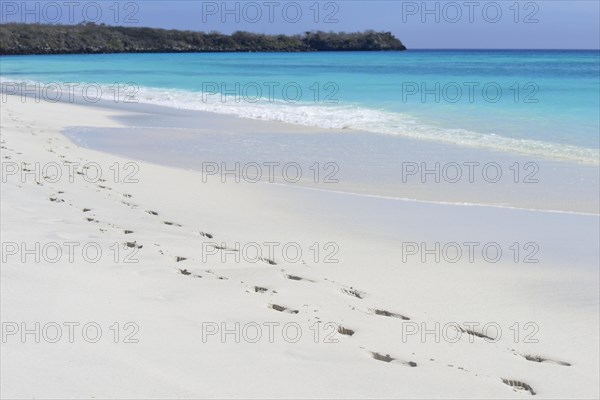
[0,23,407,55]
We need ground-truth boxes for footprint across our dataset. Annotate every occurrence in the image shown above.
[178,268,191,276]
[83,208,92,212]
[337,326,355,336]
[175,256,187,262]
[125,241,143,249]
[370,308,410,320]
[124,230,134,234]
[521,354,571,366]
[372,352,394,362]
[458,326,494,341]
[211,244,240,253]
[284,274,314,282]
[371,352,417,367]
[254,286,268,293]
[269,304,299,314]
[163,221,183,227]
[501,379,536,395]
[146,210,159,216]
[341,287,365,299]
[258,256,277,265]
[200,231,213,239]
[204,270,228,280]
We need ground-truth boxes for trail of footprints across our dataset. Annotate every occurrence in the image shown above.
[5,125,574,397]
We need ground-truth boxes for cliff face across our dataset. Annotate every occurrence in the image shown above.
[0,24,407,55]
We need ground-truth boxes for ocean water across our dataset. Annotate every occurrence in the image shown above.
[1,50,599,164]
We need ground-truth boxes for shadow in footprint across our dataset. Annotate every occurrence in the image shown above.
[371,308,410,320]
[502,379,536,396]
[285,274,314,282]
[338,326,355,336]
[372,352,394,362]
[458,326,494,341]
[164,221,183,227]
[522,354,571,366]
[371,352,417,367]
[259,257,277,265]
[178,268,202,278]
[341,287,365,299]
[269,304,299,314]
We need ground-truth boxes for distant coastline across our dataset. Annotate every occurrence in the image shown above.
[0,23,407,55]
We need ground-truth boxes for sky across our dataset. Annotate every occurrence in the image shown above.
[1,0,599,49]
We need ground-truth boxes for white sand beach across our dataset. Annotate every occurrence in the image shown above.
[1,96,599,399]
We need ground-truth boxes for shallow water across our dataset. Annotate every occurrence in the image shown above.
[63,103,600,214]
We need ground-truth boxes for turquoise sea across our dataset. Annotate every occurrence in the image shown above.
[1,50,599,163]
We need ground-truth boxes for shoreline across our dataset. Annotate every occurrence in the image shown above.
[266,182,600,217]
[50,94,600,215]
[1,96,599,398]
